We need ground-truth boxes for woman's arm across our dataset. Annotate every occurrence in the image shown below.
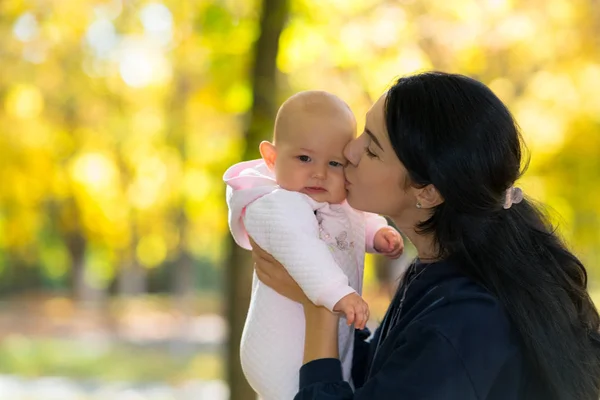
[302,301,340,364]
[295,322,478,400]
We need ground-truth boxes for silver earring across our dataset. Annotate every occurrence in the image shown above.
[416,202,422,209]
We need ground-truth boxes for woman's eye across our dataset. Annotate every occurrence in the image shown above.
[298,155,311,162]
[365,147,378,159]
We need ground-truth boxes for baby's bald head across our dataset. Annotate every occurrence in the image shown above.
[273,91,355,144]
[259,91,355,204]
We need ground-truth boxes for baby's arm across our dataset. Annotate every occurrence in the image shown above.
[244,189,356,311]
[364,213,389,253]
[365,213,404,259]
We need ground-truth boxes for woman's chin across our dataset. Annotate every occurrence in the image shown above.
[345,192,365,211]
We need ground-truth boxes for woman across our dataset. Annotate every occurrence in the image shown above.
[250,72,600,399]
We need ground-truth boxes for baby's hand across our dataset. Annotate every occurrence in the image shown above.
[374,227,404,259]
[333,293,369,329]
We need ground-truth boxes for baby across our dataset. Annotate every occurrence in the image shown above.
[223,91,403,400]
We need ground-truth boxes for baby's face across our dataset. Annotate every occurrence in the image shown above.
[274,112,354,204]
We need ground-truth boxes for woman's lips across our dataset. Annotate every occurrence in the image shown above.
[304,186,327,193]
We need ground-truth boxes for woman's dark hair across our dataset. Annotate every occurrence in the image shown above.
[385,71,600,399]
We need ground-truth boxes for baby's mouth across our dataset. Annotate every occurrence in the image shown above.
[304,186,327,193]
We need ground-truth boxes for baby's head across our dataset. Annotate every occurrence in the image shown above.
[260,91,356,204]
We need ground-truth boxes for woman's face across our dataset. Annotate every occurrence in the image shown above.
[343,94,417,221]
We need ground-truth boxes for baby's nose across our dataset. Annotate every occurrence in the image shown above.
[312,166,327,179]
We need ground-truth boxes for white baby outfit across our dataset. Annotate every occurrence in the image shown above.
[224,159,387,400]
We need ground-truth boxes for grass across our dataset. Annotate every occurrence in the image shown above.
[0,292,226,382]
[0,337,223,383]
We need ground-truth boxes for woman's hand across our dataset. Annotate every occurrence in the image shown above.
[249,237,310,305]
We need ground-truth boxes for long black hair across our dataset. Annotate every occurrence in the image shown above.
[385,72,600,399]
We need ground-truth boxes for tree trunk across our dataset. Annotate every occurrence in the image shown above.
[117,259,147,297]
[166,72,194,358]
[226,1,290,399]
[66,230,92,303]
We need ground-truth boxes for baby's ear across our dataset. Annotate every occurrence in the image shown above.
[259,141,277,170]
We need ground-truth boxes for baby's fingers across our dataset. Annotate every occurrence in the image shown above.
[352,308,363,328]
[356,311,365,329]
[355,304,369,329]
[388,250,402,259]
[346,308,355,326]
[360,311,369,329]
[363,305,370,329]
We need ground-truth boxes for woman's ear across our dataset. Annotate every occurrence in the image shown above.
[259,141,277,170]
[416,184,444,209]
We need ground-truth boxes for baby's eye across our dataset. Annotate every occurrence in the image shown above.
[297,155,311,162]
[329,161,343,167]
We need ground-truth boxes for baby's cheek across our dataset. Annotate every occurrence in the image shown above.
[278,168,306,191]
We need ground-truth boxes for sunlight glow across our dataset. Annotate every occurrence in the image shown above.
[13,12,38,42]
[136,234,167,268]
[118,37,171,88]
[140,3,173,47]
[86,18,119,58]
[71,153,119,193]
[5,84,44,119]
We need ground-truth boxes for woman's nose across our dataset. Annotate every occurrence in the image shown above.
[344,138,361,166]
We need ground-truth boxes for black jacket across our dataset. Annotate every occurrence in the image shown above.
[295,259,546,399]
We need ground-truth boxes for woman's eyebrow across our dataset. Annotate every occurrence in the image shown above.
[365,128,383,150]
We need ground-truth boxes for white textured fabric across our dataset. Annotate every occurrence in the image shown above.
[224,159,388,400]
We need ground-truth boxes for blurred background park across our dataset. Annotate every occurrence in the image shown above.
[0,0,599,399]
